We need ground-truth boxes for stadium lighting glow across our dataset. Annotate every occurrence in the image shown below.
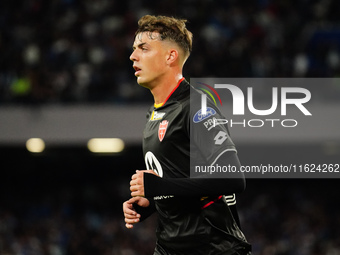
[87,138,125,153]
[26,138,45,153]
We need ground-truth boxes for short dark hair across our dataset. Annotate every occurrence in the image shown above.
[136,15,193,58]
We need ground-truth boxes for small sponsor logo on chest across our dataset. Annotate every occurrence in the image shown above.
[158,120,169,142]
[150,111,166,121]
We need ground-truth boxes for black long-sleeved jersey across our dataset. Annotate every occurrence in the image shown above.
[138,78,251,255]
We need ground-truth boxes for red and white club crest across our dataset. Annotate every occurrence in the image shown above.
[158,120,169,142]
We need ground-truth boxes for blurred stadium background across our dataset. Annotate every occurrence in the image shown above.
[1,0,340,254]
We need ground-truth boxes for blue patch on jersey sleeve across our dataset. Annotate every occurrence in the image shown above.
[193,107,217,123]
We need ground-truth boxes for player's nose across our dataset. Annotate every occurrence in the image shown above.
[130,50,138,62]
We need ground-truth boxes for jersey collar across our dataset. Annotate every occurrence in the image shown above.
[154,77,187,109]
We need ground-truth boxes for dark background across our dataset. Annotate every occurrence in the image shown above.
[1,0,340,254]
[1,143,339,255]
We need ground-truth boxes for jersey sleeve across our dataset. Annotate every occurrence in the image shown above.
[144,151,245,197]
[133,198,156,222]
[189,91,237,167]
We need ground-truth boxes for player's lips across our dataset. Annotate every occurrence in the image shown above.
[133,66,142,76]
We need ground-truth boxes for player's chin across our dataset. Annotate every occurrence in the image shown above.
[136,76,143,84]
[137,77,151,88]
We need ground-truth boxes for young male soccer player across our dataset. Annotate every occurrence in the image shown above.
[123,15,251,255]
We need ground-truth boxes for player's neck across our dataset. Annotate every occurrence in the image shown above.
[150,72,183,105]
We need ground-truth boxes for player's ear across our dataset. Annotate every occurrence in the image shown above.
[166,48,179,65]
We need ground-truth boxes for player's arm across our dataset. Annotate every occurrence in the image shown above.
[122,196,156,228]
[132,196,156,221]
[130,151,245,197]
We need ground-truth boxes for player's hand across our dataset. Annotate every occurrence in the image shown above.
[130,170,159,197]
[123,196,150,229]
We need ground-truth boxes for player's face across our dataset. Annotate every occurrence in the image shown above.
[130,32,169,88]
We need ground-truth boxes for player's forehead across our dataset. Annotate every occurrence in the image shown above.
[132,32,162,49]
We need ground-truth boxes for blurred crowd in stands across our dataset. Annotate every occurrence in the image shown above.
[0,144,339,255]
[1,0,340,105]
[0,175,157,255]
[0,177,339,255]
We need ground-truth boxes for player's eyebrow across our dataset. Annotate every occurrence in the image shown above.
[132,42,147,51]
